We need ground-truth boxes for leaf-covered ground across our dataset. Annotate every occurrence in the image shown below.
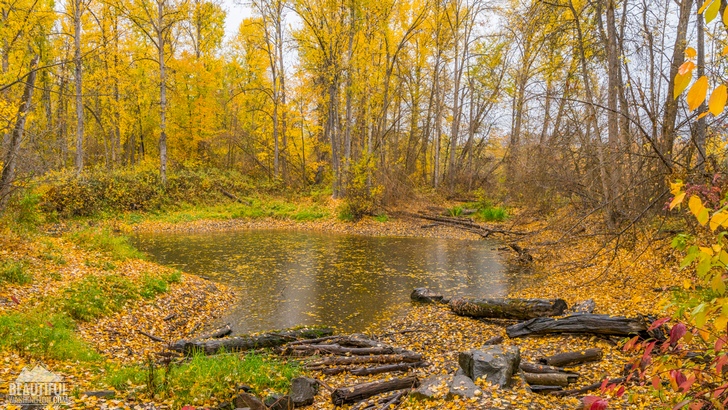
[0,207,687,409]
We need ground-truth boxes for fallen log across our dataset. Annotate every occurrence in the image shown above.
[350,361,428,376]
[538,348,603,367]
[193,324,232,340]
[171,327,334,355]
[530,385,563,394]
[288,344,397,356]
[506,314,647,338]
[331,376,419,406]
[523,372,578,387]
[138,330,164,343]
[484,335,504,345]
[449,297,568,320]
[520,362,571,375]
[307,353,424,368]
[549,377,626,397]
[320,362,427,377]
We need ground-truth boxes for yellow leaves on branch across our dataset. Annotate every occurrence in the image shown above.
[687,76,708,111]
[688,195,709,226]
[709,85,727,116]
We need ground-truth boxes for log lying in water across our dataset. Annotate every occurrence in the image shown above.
[331,376,419,406]
[449,297,568,320]
[506,314,647,338]
[171,327,334,355]
[538,348,603,367]
[523,372,578,387]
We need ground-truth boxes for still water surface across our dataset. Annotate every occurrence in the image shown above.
[133,229,521,333]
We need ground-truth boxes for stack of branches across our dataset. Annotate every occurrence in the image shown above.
[281,334,427,377]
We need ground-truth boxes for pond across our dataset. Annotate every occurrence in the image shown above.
[133,229,524,334]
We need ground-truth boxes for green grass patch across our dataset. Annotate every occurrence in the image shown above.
[106,352,301,407]
[0,260,33,285]
[69,227,144,261]
[139,274,169,299]
[62,275,139,321]
[0,310,100,362]
[373,213,389,223]
[476,205,508,222]
[62,270,179,321]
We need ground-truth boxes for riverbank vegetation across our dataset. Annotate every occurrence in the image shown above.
[0,0,727,407]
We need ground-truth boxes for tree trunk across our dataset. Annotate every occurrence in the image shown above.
[74,0,84,174]
[449,297,568,320]
[0,56,38,211]
[157,0,168,185]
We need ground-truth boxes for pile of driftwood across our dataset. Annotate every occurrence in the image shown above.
[279,334,426,408]
[520,348,605,394]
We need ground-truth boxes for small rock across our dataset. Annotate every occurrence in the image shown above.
[290,377,319,407]
[572,299,596,314]
[266,395,293,410]
[82,390,115,398]
[233,392,266,410]
[411,375,449,400]
[237,384,253,393]
[458,345,521,387]
[410,288,444,303]
[448,374,480,399]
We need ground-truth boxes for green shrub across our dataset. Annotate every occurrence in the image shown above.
[448,206,463,217]
[162,270,182,284]
[0,260,32,285]
[106,352,300,407]
[0,310,99,361]
[477,206,508,222]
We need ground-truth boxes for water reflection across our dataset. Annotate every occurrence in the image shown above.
[133,229,521,333]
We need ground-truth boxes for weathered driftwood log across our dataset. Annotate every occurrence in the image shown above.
[529,385,563,394]
[321,362,427,376]
[520,362,570,374]
[350,362,428,376]
[549,377,626,397]
[171,328,334,355]
[193,324,232,340]
[288,344,398,356]
[331,376,419,406]
[506,314,647,338]
[410,288,444,304]
[307,353,424,368]
[484,335,504,345]
[523,372,578,387]
[538,348,603,367]
[449,297,568,320]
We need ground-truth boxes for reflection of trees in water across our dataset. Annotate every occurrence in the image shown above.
[133,230,512,333]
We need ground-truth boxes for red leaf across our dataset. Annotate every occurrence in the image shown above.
[181,406,196,410]
[583,396,608,410]
[615,385,625,398]
[599,378,610,393]
[716,337,726,353]
[642,341,657,364]
[679,374,696,392]
[671,370,687,389]
[10,295,19,304]
[716,354,728,374]
[670,323,687,345]
[649,317,671,331]
[623,336,640,352]
[672,399,690,410]
[652,375,661,390]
